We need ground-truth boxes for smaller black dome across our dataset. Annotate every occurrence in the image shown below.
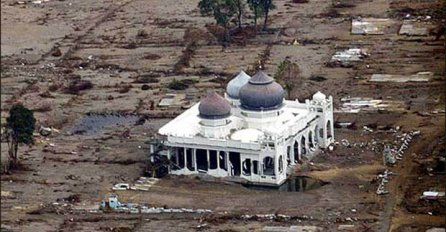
[198,92,231,119]
[239,71,285,111]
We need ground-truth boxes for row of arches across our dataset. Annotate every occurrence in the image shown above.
[287,120,332,164]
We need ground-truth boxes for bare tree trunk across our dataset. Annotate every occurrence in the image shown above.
[14,142,18,168]
[262,0,271,31]
[237,7,242,29]
[224,25,230,43]
[254,9,258,28]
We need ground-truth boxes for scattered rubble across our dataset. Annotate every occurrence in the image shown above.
[99,194,212,214]
[112,177,159,191]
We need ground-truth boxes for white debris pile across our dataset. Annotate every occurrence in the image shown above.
[100,194,212,214]
[376,130,420,195]
[111,177,159,191]
[376,169,397,195]
[330,48,368,67]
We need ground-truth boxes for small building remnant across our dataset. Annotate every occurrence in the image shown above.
[383,145,396,166]
[370,72,433,83]
[100,194,121,209]
[154,70,334,186]
[158,93,186,107]
[352,18,393,35]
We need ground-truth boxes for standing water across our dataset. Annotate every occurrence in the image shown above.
[244,176,329,192]
[68,113,142,135]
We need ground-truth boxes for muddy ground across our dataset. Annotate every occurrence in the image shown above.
[1,0,445,231]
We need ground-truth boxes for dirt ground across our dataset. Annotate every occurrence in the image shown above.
[1,0,445,231]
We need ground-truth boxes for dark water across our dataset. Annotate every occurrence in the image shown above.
[68,113,142,135]
[244,176,329,192]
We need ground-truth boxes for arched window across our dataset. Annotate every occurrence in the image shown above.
[263,156,274,176]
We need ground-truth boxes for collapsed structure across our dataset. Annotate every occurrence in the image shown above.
[154,70,334,186]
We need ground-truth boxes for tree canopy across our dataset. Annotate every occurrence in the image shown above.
[6,104,36,145]
[198,0,275,41]
[199,0,238,41]
[4,104,36,172]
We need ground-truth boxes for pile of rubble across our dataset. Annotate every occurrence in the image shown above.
[112,177,159,191]
[376,130,420,195]
[376,169,397,195]
[383,130,420,166]
[100,194,212,214]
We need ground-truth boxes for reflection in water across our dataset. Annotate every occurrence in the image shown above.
[244,176,329,192]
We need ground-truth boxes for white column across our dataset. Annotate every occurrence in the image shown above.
[192,148,197,171]
[193,148,197,173]
[274,154,279,177]
[225,152,229,170]
[239,154,243,176]
[206,150,210,170]
[217,150,220,175]
[183,147,187,170]
[167,148,171,173]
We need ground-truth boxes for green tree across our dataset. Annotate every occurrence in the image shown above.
[274,60,301,99]
[260,0,275,31]
[4,104,36,172]
[198,0,238,41]
[247,0,263,27]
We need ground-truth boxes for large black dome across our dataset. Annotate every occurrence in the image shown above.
[198,92,231,119]
[239,71,284,111]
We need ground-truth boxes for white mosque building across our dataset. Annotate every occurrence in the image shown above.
[156,70,334,186]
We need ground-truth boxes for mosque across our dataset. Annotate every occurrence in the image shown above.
[155,70,334,186]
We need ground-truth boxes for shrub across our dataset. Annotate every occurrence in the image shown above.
[63,80,93,94]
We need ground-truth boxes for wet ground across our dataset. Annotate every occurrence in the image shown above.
[1,0,445,231]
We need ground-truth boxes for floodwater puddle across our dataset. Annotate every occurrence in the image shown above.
[244,176,329,192]
[68,112,143,135]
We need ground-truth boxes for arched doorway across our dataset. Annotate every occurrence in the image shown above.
[308,131,314,148]
[300,136,307,156]
[293,140,299,162]
[327,120,332,139]
[314,125,319,143]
